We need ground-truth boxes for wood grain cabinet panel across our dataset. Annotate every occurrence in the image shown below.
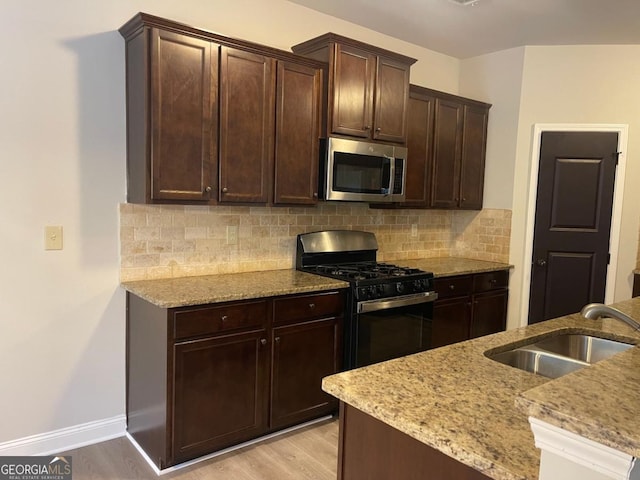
[390,84,491,210]
[219,48,274,204]
[121,26,218,203]
[292,33,416,144]
[432,271,508,347]
[172,329,269,463]
[120,13,325,206]
[273,61,323,205]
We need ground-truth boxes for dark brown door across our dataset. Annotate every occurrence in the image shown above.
[402,88,434,207]
[270,317,340,429]
[150,29,217,201]
[273,61,322,205]
[331,44,375,139]
[373,56,410,144]
[219,47,274,203]
[459,104,489,210]
[528,131,618,324]
[171,329,269,463]
[431,98,463,208]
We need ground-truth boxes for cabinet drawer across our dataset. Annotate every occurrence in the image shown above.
[173,300,268,340]
[434,275,473,299]
[273,291,345,326]
[473,270,509,293]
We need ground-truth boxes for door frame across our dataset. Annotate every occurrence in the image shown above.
[519,123,628,327]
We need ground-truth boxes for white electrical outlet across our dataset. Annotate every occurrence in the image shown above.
[411,224,418,238]
[45,225,63,250]
[226,226,238,245]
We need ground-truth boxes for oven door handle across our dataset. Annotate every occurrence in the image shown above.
[357,291,438,313]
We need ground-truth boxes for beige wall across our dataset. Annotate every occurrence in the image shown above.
[120,204,511,281]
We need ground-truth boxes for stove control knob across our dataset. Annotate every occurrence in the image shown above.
[396,282,405,294]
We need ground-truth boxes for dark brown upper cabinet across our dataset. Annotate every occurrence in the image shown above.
[292,33,416,144]
[395,85,490,210]
[119,13,324,206]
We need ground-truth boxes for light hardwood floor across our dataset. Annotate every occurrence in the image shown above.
[58,418,339,480]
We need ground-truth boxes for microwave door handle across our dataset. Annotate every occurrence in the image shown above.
[385,155,394,196]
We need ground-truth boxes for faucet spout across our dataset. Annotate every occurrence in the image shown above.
[581,303,640,331]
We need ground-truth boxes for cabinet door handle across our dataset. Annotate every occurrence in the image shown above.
[364,125,371,130]
[221,315,228,322]
[275,337,280,343]
[309,303,315,309]
[449,285,455,290]
[204,186,212,193]
[375,127,381,132]
[260,338,267,346]
[222,187,228,193]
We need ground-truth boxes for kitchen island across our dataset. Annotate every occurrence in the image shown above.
[322,298,640,480]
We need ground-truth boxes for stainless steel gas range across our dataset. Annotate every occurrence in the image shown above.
[296,230,437,370]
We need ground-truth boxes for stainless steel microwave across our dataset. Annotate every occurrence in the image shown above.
[320,137,407,203]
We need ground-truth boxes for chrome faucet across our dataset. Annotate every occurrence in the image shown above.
[581,303,640,331]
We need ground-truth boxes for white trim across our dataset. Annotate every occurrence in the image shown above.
[128,415,334,476]
[0,414,126,456]
[529,417,635,480]
[519,123,628,327]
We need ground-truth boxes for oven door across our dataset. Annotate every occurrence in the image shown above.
[351,292,437,369]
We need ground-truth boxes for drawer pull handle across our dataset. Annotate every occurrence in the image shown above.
[449,285,455,290]
[309,303,315,309]
[221,315,228,322]
[275,337,280,343]
[260,338,267,346]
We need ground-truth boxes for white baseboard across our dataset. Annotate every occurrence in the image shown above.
[0,415,126,456]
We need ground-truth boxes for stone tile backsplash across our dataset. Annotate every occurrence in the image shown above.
[119,203,512,281]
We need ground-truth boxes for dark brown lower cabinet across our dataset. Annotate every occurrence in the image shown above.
[432,270,509,348]
[126,289,344,469]
[338,403,491,480]
[271,317,340,429]
[172,330,269,463]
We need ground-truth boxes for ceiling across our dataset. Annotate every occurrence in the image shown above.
[286,0,640,58]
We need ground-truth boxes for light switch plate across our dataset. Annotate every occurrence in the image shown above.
[45,226,63,250]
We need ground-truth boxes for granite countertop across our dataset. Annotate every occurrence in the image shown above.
[121,257,510,308]
[121,270,349,308]
[400,257,512,277]
[322,297,640,480]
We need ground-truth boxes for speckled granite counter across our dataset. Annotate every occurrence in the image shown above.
[322,297,640,480]
[400,257,512,277]
[121,270,348,308]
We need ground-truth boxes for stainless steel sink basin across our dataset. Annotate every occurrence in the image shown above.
[489,348,587,379]
[487,333,634,379]
[532,334,633,363]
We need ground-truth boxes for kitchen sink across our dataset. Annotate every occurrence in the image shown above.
[532,334,633,363]
[487,333,634,379]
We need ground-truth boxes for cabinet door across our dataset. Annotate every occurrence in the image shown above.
[219,47,275,203]
[273,61,322,205]
[459,104,489,210]
[373,56,410,144]
[331,44,375,138]
[403,89,434,207]
[271,318,341,429]
[432,296,472,348]
[470,289,508,339]
[431,98,463,208]
[150,29,217,201]
[171,329,269,463]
